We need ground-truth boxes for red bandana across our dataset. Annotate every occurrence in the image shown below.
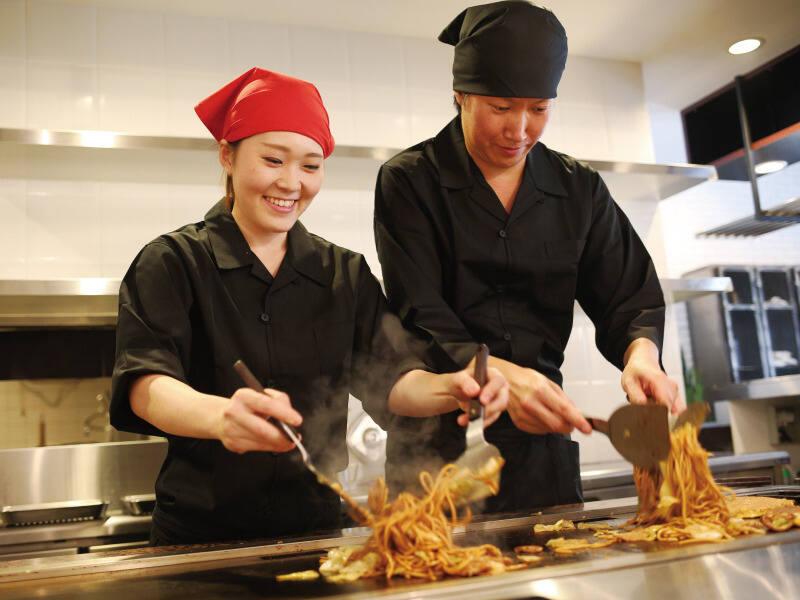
[195,67,335,157]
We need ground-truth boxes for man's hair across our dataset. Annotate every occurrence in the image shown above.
[453,92,468,115]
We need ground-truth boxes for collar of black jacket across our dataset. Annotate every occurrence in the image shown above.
[433,117,568,198]
[204,198,328,285]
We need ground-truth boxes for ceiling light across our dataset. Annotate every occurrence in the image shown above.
[728,38,762,55]
[754,160,788,175]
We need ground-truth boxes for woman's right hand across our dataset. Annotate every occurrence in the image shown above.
[217,388,303,454]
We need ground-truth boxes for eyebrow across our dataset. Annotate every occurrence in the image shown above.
[259,142,323,159]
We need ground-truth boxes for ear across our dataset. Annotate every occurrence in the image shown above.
[454,91,464,107]
[218,140,234,174]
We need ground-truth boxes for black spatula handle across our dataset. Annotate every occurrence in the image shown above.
[586,417,609,436]
[468,344,489,420]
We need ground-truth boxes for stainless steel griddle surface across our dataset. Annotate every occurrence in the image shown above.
[3,519,800,599]
[2,488,799,600]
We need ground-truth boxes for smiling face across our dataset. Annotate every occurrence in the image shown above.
[456,93,552,174]
[219,130,325,239]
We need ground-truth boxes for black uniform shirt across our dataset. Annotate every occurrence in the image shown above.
[376,117,665,386]
[374,118,665,508]
[111,199,424,541]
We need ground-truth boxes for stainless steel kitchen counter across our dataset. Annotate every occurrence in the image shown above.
[1,491,799,600]
[0,449,789,555]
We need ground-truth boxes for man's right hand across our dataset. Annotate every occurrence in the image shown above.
[217,388,303,454]
[503,363,592,435]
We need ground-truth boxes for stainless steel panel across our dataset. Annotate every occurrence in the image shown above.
[0,440,166,512]
[0,279,120,327]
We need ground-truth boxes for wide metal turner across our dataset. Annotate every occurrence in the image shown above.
[233,360,370,523]
[670,401,710,431]
[586,404,671,470]
[452,344,505,505]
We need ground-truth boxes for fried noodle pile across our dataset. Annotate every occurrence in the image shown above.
[320,459,523,582]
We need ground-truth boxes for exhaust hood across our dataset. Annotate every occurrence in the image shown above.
[697,76,800,238]
[0,279,119,328]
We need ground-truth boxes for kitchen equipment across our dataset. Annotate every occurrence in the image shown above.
[586,404,670,469]
[0,500,108,527]
[232,360,370,523]
[452,344,504,505]
[120,494,156,516]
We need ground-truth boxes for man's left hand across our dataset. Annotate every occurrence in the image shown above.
[621,339,685,415]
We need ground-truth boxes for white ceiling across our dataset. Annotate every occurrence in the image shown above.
[86,0,800,109]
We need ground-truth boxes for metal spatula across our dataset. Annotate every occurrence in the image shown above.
[586,404,670,470]
[670,402,709,431]
[233,360,370,523]
[452,344,504,505]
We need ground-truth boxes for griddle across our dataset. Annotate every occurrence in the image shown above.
[1,487,798,600]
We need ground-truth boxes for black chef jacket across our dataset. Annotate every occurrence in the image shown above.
[374,117,665,512]
[111,199,424,543]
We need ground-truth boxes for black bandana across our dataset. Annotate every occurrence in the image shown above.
[439,0,568,99]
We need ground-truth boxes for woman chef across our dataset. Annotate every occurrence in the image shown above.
[374,1,684,512]
[110,67,508,546]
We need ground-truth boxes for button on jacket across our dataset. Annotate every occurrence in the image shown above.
[374,118,665,511]
[111,199,424,542]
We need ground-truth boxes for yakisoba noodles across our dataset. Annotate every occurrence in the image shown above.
[620,422,775,543]
[320,458,522,582]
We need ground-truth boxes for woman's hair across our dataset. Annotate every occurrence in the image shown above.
[223,139,241,209]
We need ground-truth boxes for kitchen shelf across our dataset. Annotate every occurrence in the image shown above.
[660,277,733,303]
[0,276,732,327]
[0,279,118,328]
[706,374,800,403]
[0,127,717,202]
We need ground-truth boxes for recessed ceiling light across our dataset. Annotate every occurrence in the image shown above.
[728,38,762,55]
[754,160,787,175]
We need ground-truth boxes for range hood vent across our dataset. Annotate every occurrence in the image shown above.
[698,76,800,238]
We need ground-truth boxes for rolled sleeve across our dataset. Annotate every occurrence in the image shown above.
[110,241,194,436]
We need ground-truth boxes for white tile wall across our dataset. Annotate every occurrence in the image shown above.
[0,180,27,279]
[25,179,101,278]
[164,13,229,74]
[97,66,167,135]
[97,7,165,68]
[0,0,26,59]
[0,58,26,127]
[26,1,96,65]
[0,378,114,449]
[227,21,291,76]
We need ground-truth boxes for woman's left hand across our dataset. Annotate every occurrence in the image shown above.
[449,367,509,427]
